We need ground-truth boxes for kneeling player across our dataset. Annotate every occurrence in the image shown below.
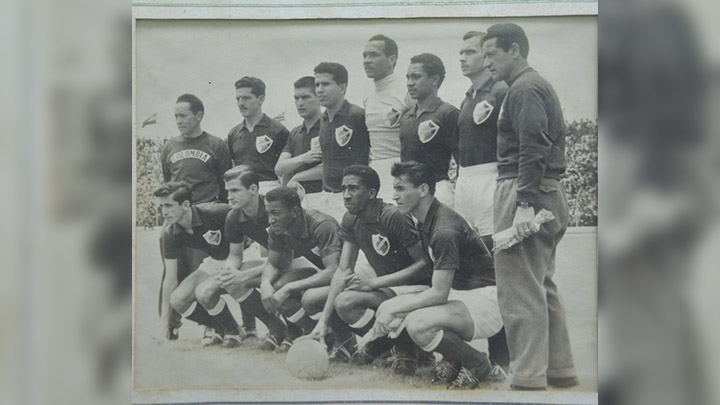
[375,161,506,388]
[259,187,343,349]
[156,181,242,347]
[303,165,432,372]
[193,166,301,350]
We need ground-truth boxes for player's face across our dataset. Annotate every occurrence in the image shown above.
[342,174,374,215]
[363,40,394,80]
[482,38,514,81]
[314,73,345,108]
[226,177,254,209]
[235,87,264,118]
[158,195,187,225]
[174,102,202,136]
[406,63,436,101]
[392,175,422,214]
[266,200,295,233]
[294,87,321,119]
[459,36,486,78]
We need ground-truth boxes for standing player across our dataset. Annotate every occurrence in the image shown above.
[482,23,578,390]
[455,31,510,370]
[259,187,343,348]
[155,181,242,347]
[455,31,508,248]
[227,76,290,196]
[375,161,506,389]
[399,54,459,207]
[274,76,324,210]
[302,165,432,371]
[315,62,370,221]
[362,35,412,202]
[159,94,240,340]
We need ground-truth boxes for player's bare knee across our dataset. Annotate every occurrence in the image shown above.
[300,288,325,314]
[194,281,217,306]
[405,310,434,342]
[334,291,359,318]
[169,290,188,313]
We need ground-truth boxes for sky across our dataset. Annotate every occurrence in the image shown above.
[135,16,597,140]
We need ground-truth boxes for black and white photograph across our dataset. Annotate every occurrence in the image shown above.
[133,10,597,404]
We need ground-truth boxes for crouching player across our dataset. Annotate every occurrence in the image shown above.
[156,181,243,347]
[303,165,432,372]
[375,161,507,388]
[192,166,303,351]
[259,187,343,350]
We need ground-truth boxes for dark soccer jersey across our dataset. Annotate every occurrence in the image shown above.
[399,98,459,182]
[283,119,323,194]
[319,100,370,192]
[497,67,566,205]
[227,114,290,181]
[161,132,232,203]
[268,209,342,268]
[418,198,495,290]
[225,198,270,247]
[161,202,232,261]
[457,80,508,167]
[339,199,430,285]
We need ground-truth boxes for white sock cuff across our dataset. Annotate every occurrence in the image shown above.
[181,301,197,318]
[309,312,322,321]
[235,288,255,304]
[207,298,226,316]
[349,309,375,329]
[287,308,306,324]
[422,329,444,352]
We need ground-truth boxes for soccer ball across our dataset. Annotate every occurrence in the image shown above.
[285,338,329,380]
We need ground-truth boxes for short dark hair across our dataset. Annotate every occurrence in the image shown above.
[462,31,485,42]
[294,76,316,93]
[176,94,204,115]
[314,62,349,86]
[234,76,266,97]
[343,164,381,196]
[483,23,530,59]
[368,34,398,58]
[390,161,436,195]
[223,165,259,189]
[264,186,302,211]
[153,181,193,204]
[409,53,446,88]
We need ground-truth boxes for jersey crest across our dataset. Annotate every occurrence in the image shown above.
[417,120,440,144]
[371,234,390,256]
[310,136,321,152]
[203,229,222,246]
[473,100,494,125]
[256,135,274,154]
[335,125,354,147]
[383,106,402,127]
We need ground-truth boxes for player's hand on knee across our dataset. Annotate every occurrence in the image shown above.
[272,286,291,308]
[345,273,374,292]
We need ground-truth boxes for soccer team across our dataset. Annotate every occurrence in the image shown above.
[153,23,578,391]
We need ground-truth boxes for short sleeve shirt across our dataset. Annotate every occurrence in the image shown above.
[161,132,232,203]
[399,98,459,182]
[161,203,232,261]
[457,80,508,167]
[339,199,430,285]
[225,197,270,247]
[418,198,495,290]
[227,114,290,181]
[283,119,323,194]
[267,209,343,268]
[319,100,370,192]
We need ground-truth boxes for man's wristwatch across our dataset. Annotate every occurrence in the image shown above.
[517,201,533,209]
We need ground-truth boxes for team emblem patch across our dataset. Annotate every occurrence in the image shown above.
[203,230,222,246]
[417,120,440,144]
[473,100,494,125]
[335,125,354,147]
[371,234,390,256]
[383,106,401,127]
[256,135,274,154]
[310,136,321,152]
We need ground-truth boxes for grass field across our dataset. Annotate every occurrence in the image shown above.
[133,227,597,394]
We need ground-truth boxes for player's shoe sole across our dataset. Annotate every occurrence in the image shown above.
[548,376,579,388]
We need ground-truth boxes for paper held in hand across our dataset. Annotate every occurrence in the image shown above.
[492,209,556,251]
